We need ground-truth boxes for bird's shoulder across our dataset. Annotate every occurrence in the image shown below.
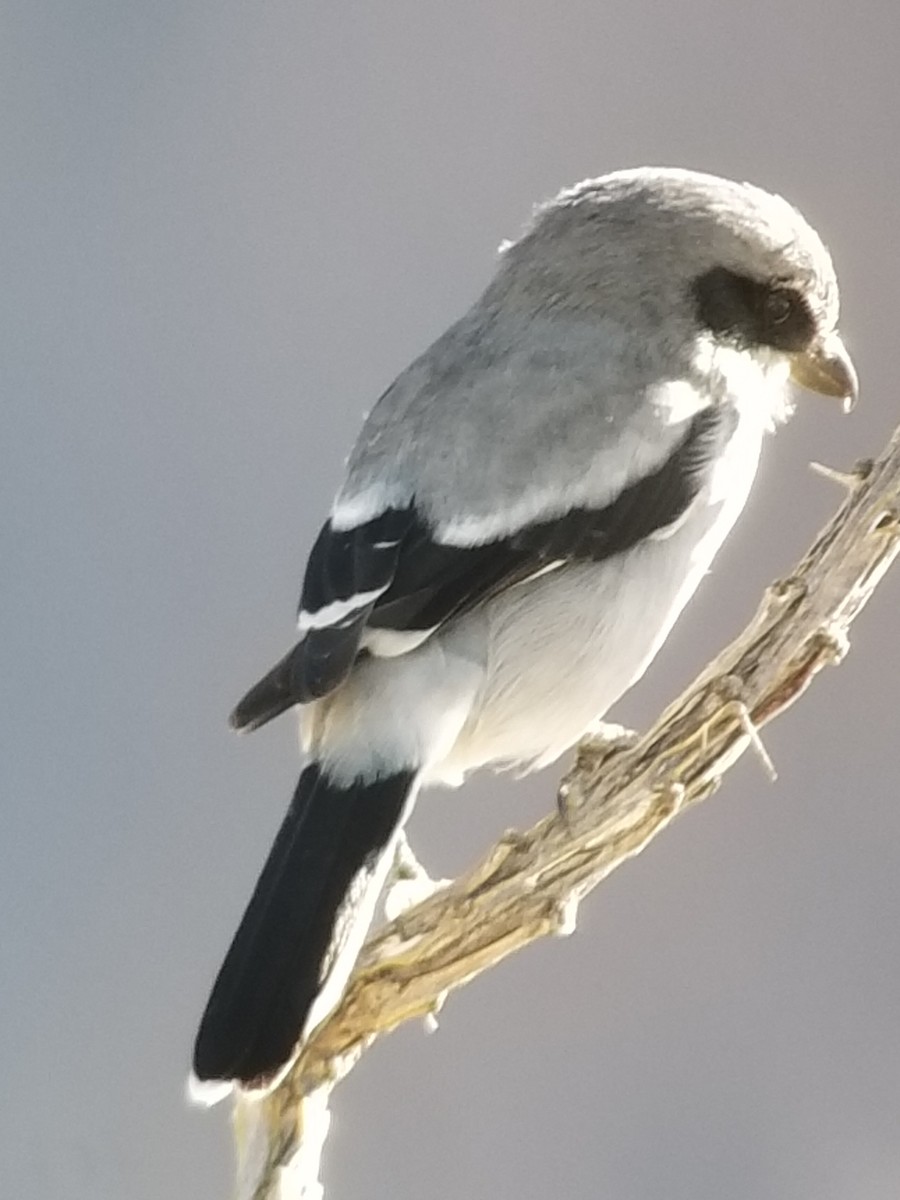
[336,305,703,539]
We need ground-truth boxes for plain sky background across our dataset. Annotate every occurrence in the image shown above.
[4,2,900,1198]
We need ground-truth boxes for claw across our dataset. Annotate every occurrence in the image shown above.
[560,724,640,825]
[383,832,450,921]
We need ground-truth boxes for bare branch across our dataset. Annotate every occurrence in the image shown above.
[233,425,900,1200]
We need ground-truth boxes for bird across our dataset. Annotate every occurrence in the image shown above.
[191,166,857,1102]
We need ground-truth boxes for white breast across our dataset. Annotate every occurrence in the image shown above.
[432,371,781,783]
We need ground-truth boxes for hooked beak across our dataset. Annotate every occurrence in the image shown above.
[790,332,858,413]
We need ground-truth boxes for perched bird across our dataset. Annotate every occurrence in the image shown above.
[191,167,857,1101]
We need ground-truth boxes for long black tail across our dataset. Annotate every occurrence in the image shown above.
[192,763,417,1093]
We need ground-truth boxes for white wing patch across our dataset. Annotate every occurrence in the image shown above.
[298,587,388,632]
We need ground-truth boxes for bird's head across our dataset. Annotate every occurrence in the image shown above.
[497,166,857,413]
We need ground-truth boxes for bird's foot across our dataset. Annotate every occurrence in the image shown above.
[558,723,640,823]
[382,831,451,922]
[580,720,640,753]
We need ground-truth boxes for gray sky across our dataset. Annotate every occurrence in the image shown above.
[4,2,900,1198]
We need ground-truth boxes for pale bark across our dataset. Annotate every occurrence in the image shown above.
[232,423,900,1200]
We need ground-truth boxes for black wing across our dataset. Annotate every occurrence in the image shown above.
[229,506,415,730]
[230,405,727,732]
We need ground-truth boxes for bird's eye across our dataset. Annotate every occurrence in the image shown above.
[694,268,815,352]
[765,288,795,326]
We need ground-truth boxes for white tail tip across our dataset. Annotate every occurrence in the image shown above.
[186,1072,234,1108]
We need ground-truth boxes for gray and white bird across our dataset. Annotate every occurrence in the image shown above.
[191,167,857,1100]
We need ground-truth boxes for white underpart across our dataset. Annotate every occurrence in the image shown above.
[298,587,387,632]
[361,560,565,662]
[652,344,791,542]
[649,378,710,426]
[695,336,793,434]
[362,626,437,657]
[432,343,788,782]
[311,634,484,785]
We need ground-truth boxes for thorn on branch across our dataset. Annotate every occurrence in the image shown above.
[810,461,863,490]
[732,701,778,781]
[654,678,777,788]
[714,675,778,782]
[809,457,874,490]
